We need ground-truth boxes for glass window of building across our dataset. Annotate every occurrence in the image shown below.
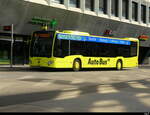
[111,0,119,17]
[149,7,150,23]
[122,0,129,19]
[141,4,146,23]
[99,0,107,14]
[0,39,10,65]
[132,2,138,21]
[85,0,94,11]
[51,0,64,4]
[69,0,80,8]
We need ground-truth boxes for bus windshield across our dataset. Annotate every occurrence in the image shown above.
[30,31,55,57]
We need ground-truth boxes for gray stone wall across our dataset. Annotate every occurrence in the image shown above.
[0,0,150,47]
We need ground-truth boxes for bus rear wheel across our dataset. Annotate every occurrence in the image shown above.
[73,59,81,71]
[116,60,123,70]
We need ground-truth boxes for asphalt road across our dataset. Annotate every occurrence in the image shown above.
[0,65,150,112]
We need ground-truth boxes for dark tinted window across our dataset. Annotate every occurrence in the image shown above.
[54,35,137,58]
[51,0,64,4]
[122,0,129,19]
[149,7,150,23]
[70,41,134,58]
[85,0,94,11]
[69,0,80,8]
[0,40,10,61]
[111,0,119,17]
[99,0,107,14]
[70,41,87,56]
[130,42,137,57]
[54,38,69,58]
[132,2,138,21]
[141,5,146,23]
[30,31,54,57]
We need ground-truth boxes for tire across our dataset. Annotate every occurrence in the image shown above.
[73,59,81,71]
[116,60,123,70]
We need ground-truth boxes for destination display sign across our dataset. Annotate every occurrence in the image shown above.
[34,33,50,38]
[57,33,131,45]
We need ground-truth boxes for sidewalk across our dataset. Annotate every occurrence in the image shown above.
[0,64,30,71]
[138,64,150,69]
[0,64,29,67]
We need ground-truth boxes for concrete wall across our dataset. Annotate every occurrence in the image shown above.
[0,1,149,34]
[0,0,150,47]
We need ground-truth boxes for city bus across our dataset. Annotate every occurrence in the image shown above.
[29,30,139,71]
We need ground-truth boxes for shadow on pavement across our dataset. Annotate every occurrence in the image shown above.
[0,78,150,112]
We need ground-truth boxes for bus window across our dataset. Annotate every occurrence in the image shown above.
[54,38,69,58]
[130,42,137,57]
[30,31,54,57]
[70,41,87,56]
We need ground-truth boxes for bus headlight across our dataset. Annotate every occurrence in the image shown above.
[48,61,53,65]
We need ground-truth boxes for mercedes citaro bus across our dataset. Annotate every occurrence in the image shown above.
[29,30,139,71]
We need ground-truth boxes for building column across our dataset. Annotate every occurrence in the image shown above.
[129,0,132,22]
[146,1,149,25]
[138,0,141,24]
[64,0,69,9]
[107,0,111,18]
[49,0,52,5]
[95,0,99,15]
[47,0,50,5]
[81,0,85,13]
[119,0,122,20]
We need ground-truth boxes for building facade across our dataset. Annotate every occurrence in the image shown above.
[0,0,150,64]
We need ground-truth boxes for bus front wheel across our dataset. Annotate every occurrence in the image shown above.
[73,59,81,71]
[116,60,123,70]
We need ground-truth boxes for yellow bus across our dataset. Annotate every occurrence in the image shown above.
[29,30,139,71]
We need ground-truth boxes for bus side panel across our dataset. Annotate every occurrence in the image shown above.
[30,56,138,69]
[30,57,72,68]
[123,57,138,68]
[49,56,84,68]
[52,57,73,68]
[29,57,41,67]
[82,57,118,68]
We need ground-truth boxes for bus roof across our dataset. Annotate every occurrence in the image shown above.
[123,37,139,42]
[95,35,139,42]
[62,30,90,36]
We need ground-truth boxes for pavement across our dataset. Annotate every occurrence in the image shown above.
[0,65,150,112]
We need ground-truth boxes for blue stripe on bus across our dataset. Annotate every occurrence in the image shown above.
[57,33,131,45]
